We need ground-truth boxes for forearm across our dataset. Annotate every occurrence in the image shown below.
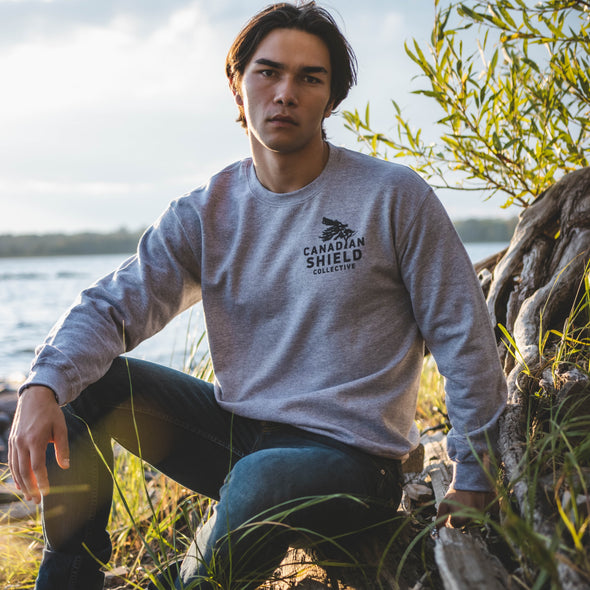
[24,204,202,404]
[398,191,507,490]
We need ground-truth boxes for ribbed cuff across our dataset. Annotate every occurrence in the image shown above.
[19,383,60,405]
[451,459,495,492]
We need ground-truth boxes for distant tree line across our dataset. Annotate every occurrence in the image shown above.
[0,219,517,258]
[0,228,144,258]
[453,217,517,244]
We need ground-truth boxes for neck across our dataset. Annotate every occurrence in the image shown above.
[250,139,330,193]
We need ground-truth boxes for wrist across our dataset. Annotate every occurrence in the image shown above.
[21,384,60,405]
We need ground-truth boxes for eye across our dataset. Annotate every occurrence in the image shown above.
[303,75,321,85]
[260,69,276,78]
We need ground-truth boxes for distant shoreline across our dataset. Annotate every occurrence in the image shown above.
[0,218,517,258]
[0,228,143,258]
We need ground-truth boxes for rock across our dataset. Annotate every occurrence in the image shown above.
[402,443,425,473]
[0,390,18,464]
[0,481,36,521]
[104,565,131,588]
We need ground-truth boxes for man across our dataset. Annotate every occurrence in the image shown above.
[9,2,507,589]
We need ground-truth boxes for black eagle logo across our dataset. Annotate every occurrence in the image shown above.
[320,217,356,242]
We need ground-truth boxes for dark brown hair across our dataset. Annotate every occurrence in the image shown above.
[225,2,357,133]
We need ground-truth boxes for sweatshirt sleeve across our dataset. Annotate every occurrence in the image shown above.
[19,199,203,405]
[397,183,507,491]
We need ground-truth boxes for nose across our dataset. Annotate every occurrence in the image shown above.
[274,76,297,106]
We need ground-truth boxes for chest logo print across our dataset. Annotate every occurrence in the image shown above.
[320,217,356,242]
[303,217,365,276]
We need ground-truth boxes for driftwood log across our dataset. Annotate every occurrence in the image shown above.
[478,167,590,590]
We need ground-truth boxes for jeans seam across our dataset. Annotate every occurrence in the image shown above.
[85,432,100,565]
[69,554,81,590]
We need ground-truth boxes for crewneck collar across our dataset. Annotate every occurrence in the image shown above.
[246,143,339,206]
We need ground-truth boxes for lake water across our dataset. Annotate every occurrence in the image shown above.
[0,242,507,384]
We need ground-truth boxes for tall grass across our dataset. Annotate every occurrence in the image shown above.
[415,355,447,431]
[0,365,445,590]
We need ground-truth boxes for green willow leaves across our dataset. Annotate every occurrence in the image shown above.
[343,0,590,208]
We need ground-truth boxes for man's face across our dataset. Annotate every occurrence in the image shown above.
[233,28,333,156]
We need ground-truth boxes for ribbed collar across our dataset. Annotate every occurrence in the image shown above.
[245,143,339,207]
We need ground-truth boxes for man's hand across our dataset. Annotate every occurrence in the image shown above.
[8,385,70,504]
[436,487,497,529]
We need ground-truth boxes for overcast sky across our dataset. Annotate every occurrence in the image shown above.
[0,0,513,236]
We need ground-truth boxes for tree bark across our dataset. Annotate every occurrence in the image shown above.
[477,167,590,590]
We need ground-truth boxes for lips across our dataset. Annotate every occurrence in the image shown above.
[269,114,297,125]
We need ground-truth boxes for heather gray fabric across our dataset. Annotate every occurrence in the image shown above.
[22,145,506,490]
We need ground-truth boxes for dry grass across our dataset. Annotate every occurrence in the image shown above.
[415,355,447,432]
[0,511,43,589]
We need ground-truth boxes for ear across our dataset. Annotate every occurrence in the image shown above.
[324,102,334,119]
[230,78,244,106]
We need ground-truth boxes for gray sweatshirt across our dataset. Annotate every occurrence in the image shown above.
[23,145,507,491]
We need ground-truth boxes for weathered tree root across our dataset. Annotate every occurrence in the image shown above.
[479,167,590,590]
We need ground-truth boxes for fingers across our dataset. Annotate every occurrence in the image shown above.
[8,432,22,491]
[9,429,45,504]
[437,498,471,528]
[448,510,470,529]
[30,444,50,502]
[8,407,20,488]
[53,413,71,471]
[8,415,33,500]
[8,386,69,504]
[435,497,454,529]
[9,438,40,503]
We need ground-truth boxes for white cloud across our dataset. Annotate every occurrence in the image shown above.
[0,0,248,235]
[0,178,152,198]
[0,177,170,234]
[0,1,223,115]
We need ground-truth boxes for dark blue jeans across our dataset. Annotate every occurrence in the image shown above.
[35,357,403,590]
